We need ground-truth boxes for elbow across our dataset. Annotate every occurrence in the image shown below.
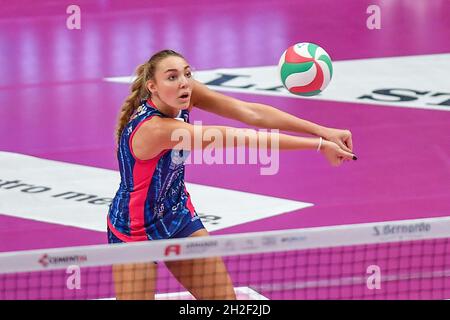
[245,103,263,127]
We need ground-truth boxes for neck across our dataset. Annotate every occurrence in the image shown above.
[150,95,179,118]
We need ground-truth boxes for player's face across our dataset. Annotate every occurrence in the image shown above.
[148,56,193,110]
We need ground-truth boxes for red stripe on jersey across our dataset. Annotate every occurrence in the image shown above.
[107,217,147,242]
[129,160,157,237]
[128,116,166,238]
[184,186,196,217]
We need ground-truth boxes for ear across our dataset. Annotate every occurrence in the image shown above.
[146,80,157,94]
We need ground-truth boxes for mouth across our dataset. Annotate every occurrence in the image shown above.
[178,92,190,100]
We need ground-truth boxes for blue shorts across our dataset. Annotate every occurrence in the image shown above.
[107,217,206,244]
[172,217,206,238]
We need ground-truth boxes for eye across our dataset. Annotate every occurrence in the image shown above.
[185,71,192,78]
[168,75,177,81]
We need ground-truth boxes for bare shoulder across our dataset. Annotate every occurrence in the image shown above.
[131,116,165,160]
[138,115,164,132]
[134,116,175,143]
[132,116,192,160]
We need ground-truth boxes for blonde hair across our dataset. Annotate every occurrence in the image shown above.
[115,49,185,143]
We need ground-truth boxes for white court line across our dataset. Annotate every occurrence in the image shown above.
[97,286,269,300]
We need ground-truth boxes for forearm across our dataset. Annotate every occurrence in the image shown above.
[199,126,321,151]
[168,120,322,152]
[248,102,326,137]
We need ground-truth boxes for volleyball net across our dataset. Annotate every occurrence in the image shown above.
[1,216,449,300]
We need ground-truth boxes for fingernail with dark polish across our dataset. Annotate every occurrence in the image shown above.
[353,155,358,161]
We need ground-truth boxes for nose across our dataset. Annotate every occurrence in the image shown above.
[179,75,189,88]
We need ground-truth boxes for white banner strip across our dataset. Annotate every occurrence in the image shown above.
[105,53,450,112]
[0,151,312,232]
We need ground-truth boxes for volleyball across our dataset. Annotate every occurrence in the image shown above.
[278,42,333,96]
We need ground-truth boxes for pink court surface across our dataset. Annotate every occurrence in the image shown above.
[0,0,449,299]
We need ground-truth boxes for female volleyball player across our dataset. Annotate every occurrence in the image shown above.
[107,49,356,300]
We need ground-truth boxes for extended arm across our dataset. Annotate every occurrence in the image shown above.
[191,80,354,154]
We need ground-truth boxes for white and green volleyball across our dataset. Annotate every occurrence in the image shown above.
[278,42,333,96]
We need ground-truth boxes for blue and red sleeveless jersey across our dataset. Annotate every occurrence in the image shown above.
[107,98,199,241]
